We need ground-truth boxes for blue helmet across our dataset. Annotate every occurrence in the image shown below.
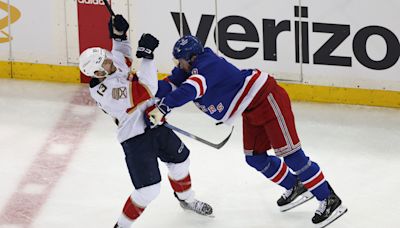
[172,35,204,61]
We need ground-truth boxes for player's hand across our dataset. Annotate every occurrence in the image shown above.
[144,98,170,128]
[136,33,159,59]
[144,105,165,128]
[108,14,129,40]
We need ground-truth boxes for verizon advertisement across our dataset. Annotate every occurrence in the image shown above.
[0,0,398,90]
[131,0,400,91]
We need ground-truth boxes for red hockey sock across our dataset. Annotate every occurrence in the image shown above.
[122,196,145,221]
[169,174,192,193]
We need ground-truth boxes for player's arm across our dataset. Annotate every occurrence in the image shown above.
[135,34,159,96]
[118,33,160,113]
[164,74,207,108]
[112,40,132,63]
[145,74,207,128]
[108,15,133,64]
[156,67,188,98]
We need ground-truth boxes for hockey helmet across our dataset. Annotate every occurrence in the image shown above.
[79,47,111,78]
[172,35,204,61]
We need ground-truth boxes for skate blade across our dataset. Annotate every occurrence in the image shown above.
[314,205,348,228]
[280,191,314,212]
[181,207,215,218]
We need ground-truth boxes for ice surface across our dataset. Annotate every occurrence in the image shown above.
[0,78,399,228]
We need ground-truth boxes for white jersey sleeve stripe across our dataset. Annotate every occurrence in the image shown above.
[183,74,207,99]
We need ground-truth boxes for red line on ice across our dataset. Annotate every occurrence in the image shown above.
[0,88,96,227]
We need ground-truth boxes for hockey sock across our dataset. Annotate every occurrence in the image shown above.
[246,153,297,190]
[117,196,146,228]
[117,184,160,227]
[284,149,330,200]
[169,174,194,201]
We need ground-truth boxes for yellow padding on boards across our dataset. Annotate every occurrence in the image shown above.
[0,61,11,78]
[11,62,80,83]
[280,83,400,108]
[158,72,169,80]
[1,61,399,109]
[158,73,400,108]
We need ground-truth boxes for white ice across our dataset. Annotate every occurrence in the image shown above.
[0,78,399,228]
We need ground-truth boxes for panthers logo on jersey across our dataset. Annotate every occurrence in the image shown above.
[112,87,127,100]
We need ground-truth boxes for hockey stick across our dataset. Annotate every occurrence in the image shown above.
[103,0,115,16]
[164,122,234,149]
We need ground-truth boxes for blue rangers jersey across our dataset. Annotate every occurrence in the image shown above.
[157,48,269,124]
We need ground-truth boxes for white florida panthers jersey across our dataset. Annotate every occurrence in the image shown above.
[89,40,158,143]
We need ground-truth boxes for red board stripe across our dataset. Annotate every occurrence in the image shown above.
[77,0,112,83]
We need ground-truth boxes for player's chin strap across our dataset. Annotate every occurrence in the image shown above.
[95,71,108,78]
[94,72,108,79]
[163,122,234,149]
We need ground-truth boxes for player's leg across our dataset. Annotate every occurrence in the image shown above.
[284,150,347,226]
[115,131,162,228]
[266,85,330,198]
[266,83,347,225]
[156,125,213,216]
[243,78,313,211]
[243,119,306,207]
[114,184,161,228]
[243,122,298,192]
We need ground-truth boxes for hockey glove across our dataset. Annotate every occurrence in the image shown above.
[136,33,159,59]
[144,98,171,128]
[108,14,129,41]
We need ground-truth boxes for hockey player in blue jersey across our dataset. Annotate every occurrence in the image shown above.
[145,35,347,227]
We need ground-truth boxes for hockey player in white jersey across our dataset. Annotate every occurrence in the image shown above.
[79,15,212,228]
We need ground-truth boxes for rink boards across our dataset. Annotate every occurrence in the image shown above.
[0,0,399,107]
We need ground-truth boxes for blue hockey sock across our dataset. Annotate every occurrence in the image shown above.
[284,149,330,200]
[245,153,296,190]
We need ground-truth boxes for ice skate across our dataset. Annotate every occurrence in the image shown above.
[174,192,214,217]
[277,180,314,212]
[312,188,347,227]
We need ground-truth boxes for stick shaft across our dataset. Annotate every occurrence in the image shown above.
[164,123,233,149]
[103,0,115,16]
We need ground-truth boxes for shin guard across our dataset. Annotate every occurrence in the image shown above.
[284,149,330,200]
[246,153,296,190]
